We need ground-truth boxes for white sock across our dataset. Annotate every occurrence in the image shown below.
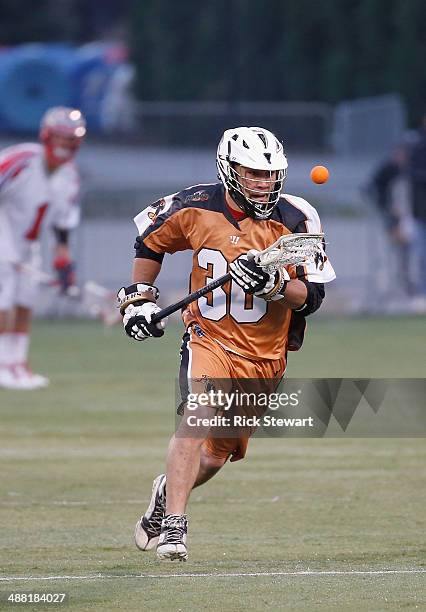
[12,333,30,365]
[2,332,30,366]
[0,333,8,368]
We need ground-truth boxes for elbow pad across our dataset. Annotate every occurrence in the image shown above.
[134,236,164,263]
[294,281,324,316]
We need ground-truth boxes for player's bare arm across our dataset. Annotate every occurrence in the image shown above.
[279,278,307,309]
[132,257,161,285]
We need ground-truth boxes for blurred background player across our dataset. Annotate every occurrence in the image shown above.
[367,143,417,297]
[118,126,335,561]
[0,106,86,390]
[408,112,426,297]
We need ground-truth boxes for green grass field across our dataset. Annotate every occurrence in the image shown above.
[0,317,425,611]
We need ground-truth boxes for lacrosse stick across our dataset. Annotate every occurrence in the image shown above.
[151,233,324,324]
[15,263,80,297]
[16,263,119,326]
[83,281,121,326]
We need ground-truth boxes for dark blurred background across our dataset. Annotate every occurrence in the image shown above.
[1,0,425,119]
[1,0,425,314]
[1,0,425,139]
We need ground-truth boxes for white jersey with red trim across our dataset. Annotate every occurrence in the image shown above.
[0,143,80,263]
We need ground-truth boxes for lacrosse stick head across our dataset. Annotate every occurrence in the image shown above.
[252,233,325,273]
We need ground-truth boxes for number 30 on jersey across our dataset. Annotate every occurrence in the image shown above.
[197,248,267,323]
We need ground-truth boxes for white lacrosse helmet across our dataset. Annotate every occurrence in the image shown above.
[40,106,86,139]
[217,126,288,220]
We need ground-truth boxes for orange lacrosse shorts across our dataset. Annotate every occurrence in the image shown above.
[178,324,286,462]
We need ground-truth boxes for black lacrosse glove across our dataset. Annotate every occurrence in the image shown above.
[123,302,166,341]
[230,255,275,294]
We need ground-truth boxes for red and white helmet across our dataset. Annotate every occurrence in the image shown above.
[40,107,86,166]
[40,106,86,139]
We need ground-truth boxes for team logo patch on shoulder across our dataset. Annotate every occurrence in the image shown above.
[148,198,166,221]
[184,190,210,203]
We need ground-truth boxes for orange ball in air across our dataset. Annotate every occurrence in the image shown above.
[310,165,329,184]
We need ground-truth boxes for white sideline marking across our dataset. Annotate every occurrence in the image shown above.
[0,499,147,507]
[1,569,425,582]
[0,496,287,507]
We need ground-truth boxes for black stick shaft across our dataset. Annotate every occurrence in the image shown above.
[151,273,231,324]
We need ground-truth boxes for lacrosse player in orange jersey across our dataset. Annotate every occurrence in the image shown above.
[118,126,336,561]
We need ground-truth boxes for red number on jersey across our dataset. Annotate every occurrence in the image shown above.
[25,203,48,240]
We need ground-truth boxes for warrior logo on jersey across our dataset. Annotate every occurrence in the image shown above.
[148,198,166,221]
[184,190,210,203]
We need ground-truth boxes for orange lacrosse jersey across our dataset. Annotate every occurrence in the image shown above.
[134,183,335,361]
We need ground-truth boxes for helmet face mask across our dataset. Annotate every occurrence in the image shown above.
[40,107,86,167]
[217,126,288,220]
[228,163,286,219]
